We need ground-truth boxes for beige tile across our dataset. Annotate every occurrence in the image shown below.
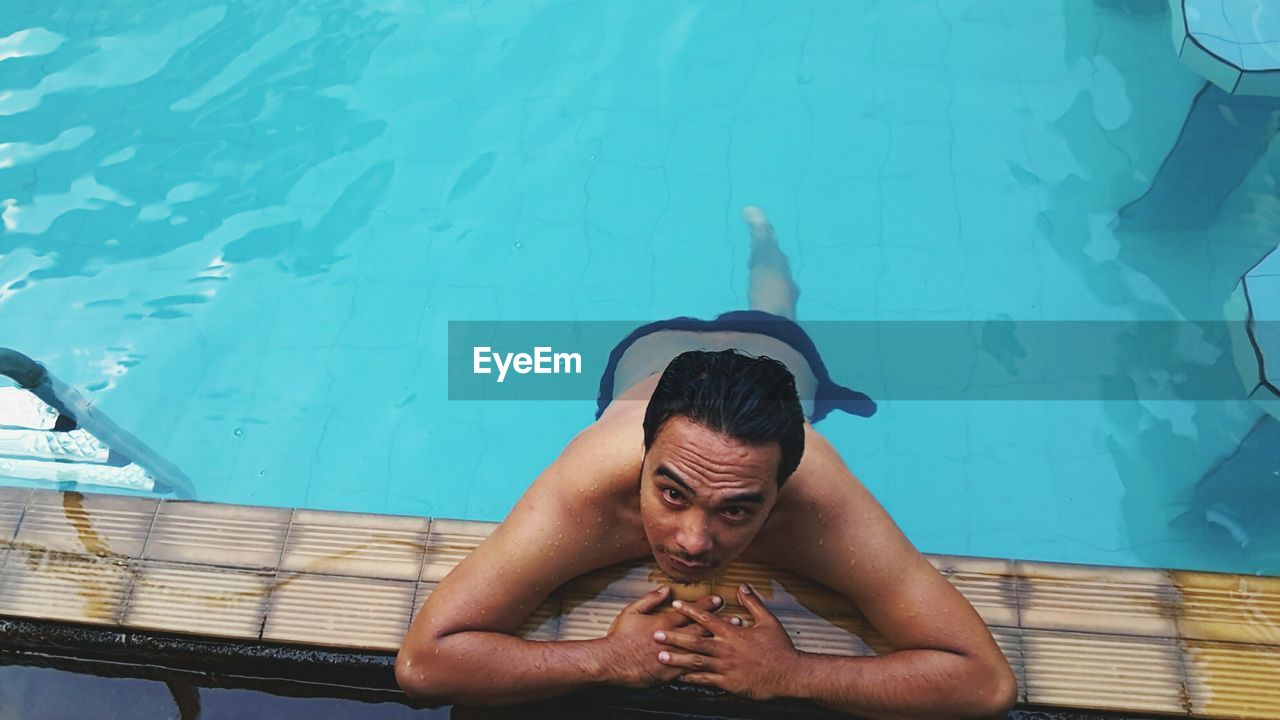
[712,559,855,616]
[406,581,559,643]
[928,554,1015,576]
[419,518,497,583]
[0,545,131,625]
[946,570,1019,628]
[281,509,428,581]
[517,594,563,642]
[566,560,711,603]
[413,581,438,616]
[1172,570,1280,645]
[122,560,273,640]
[1184,639,1280,720]
[558,593,630,641]
[0,485,30,546]
[773,610,879,657]
[1020,628,1187,714]
[144,500,289,569]
[1015,561,1177,638]
[989,625,1028,704]
[263,572,416,651]
[14,490,156,558]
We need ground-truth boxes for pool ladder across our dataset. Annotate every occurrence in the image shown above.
[0,348,195,498]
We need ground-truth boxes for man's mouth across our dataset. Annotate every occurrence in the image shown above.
[666,554,712,575]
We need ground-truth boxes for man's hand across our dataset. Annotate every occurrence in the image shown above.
[656,583,799,700]
[604,586,727,689]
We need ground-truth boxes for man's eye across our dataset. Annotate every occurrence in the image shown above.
[663,488,683,503]
[722,507,748,520]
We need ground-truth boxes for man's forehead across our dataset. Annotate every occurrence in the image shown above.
[649,417,780,489]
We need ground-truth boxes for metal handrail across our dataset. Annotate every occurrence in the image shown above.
[0,347,196,498]
[0,347,48,389]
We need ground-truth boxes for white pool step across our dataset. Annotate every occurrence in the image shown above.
[0,386,61,430]
[0,427,110,464]
[0,385,157,493]
[0,455,154,491]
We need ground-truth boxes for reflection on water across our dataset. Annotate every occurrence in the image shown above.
[0,3,394,282]
[0,663,450,720]
[1,0,1279,575]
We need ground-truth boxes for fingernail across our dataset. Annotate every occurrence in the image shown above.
[656,586,668,595]
[658,651,671,663]
[731,616,743,626]
[654,631,666,641]
[740,583,751,594]
[672,600,683,609]
[710,595,722,607]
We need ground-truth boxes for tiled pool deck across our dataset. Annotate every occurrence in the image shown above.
[1172,0,1280,95]
[0,487,1277,718]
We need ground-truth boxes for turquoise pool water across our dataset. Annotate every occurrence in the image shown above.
[1,0,1278,575]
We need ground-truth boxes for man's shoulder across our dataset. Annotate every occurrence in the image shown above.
[530,407,646,511]
[751,424,866,556]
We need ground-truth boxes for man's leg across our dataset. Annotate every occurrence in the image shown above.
[744,206,800,320]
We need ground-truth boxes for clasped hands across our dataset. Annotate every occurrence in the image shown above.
[604,583,798,701]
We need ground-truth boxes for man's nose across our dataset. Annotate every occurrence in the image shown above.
[674,514,714,558]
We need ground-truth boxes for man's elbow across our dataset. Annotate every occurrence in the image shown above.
[975,660,1018,718]
[395,643,450,706]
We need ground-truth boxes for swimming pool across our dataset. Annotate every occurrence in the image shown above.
[1,0,1278,577]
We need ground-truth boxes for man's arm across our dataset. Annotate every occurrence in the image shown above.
[745,426,1018,719]
[395,411,723,707]
[396,422,637,705]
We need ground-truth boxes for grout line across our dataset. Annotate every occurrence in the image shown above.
[138,496,163,561]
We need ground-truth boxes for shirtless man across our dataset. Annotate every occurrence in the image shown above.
[397,208,1018,719]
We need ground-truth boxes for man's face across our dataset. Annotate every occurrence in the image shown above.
[639,415,782,582]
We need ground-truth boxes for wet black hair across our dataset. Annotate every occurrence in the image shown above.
[642,350,805,486]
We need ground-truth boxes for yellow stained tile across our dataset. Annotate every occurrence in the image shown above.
[419,518,497,583]
[712,559,855,616]
[1172,570,1280,645]
[263,572,416,651]
[144,500,290,569]
[1015,561,1177,638]
[567,560,711,603]
[14,490,156,558]
[280,509,428,581]
[0,546,130,625]
[122,560,273,640]
[1184,639,1280,720]
[1021,628,1188,715]
[0,486,29,546]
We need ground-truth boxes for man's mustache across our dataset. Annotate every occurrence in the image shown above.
[655,545,716,567]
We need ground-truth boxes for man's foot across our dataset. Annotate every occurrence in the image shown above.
[742,206,774,248]
[742,205,799,319]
